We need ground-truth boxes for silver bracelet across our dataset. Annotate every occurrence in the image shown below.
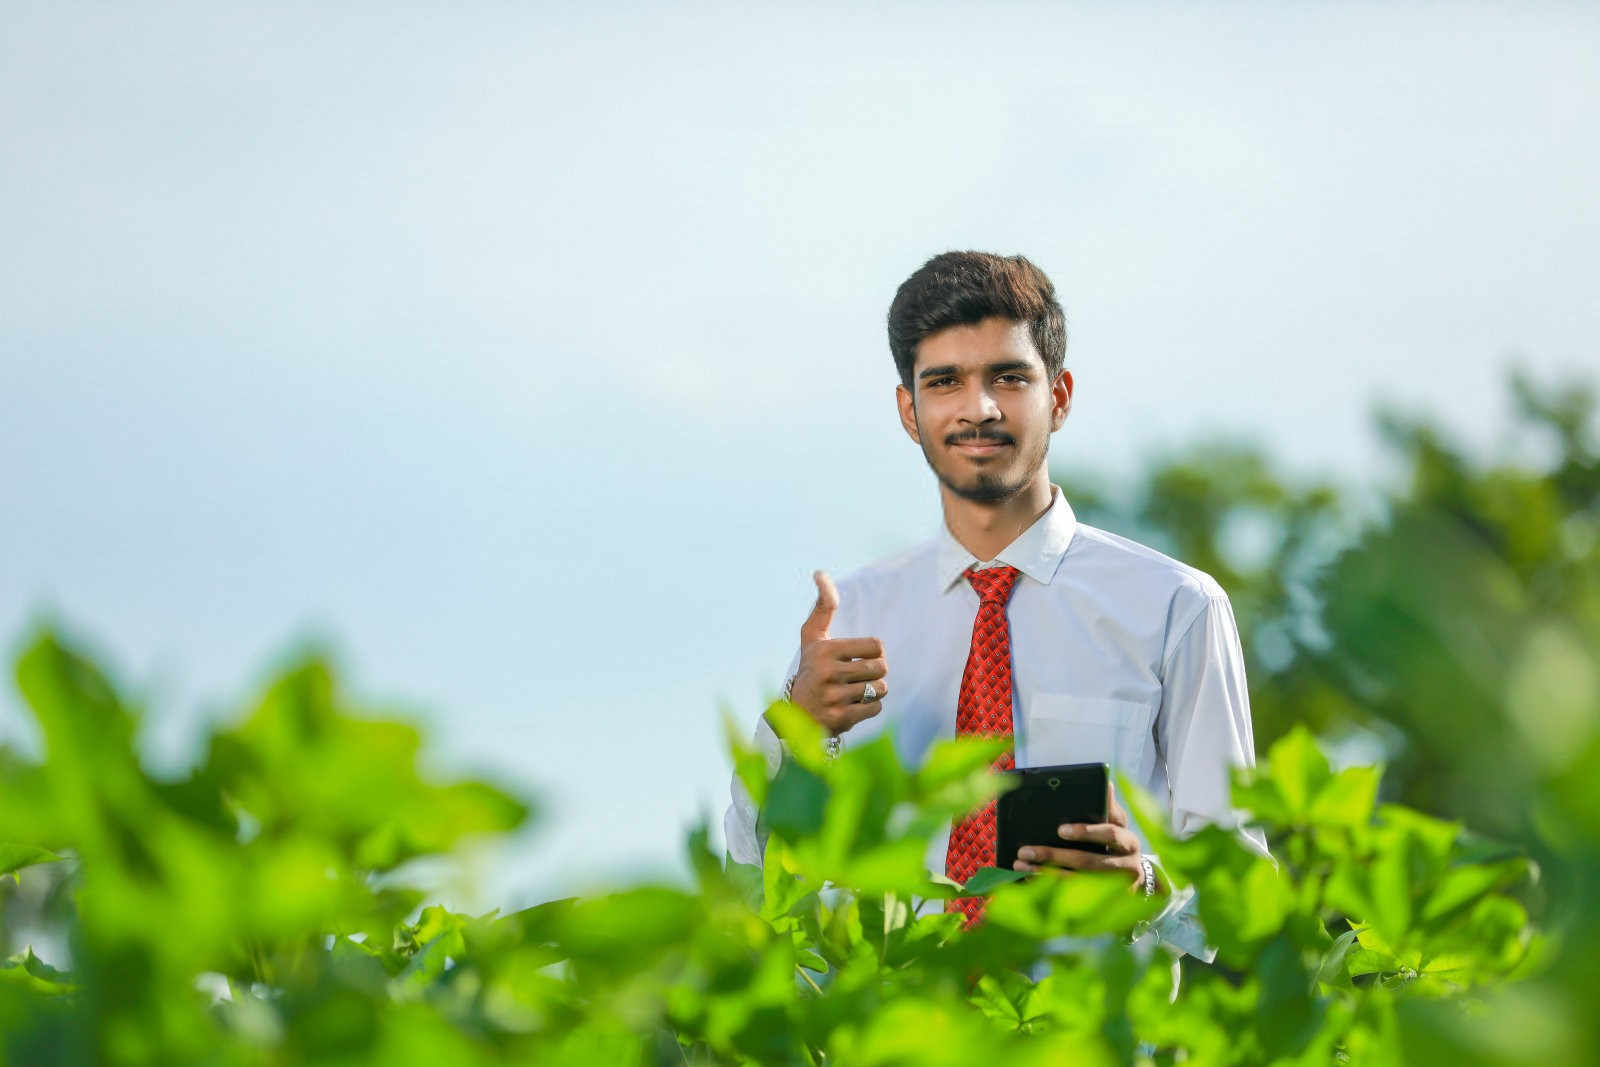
[1140,855,1156,897]
[784,674,841,761]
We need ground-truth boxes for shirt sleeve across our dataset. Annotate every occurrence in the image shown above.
[1140,590,1272,963]
[1157,591,1270,857]
[723,645,802,867]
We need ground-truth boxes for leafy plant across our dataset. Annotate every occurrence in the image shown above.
[0,629,1547,1065]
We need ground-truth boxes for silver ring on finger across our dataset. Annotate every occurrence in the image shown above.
[860,682,878,703]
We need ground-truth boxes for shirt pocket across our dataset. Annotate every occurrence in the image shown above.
[1021,694,1158,782]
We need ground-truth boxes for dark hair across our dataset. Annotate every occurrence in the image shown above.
[886,251,1067,391]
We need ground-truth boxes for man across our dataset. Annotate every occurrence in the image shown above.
[725,251,1269,958]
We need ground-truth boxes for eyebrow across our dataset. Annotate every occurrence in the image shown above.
[917,360,1035,381]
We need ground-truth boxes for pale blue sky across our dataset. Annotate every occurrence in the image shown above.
[3,2,1597,908]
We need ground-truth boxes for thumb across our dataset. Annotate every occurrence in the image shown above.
[799,570,839,646]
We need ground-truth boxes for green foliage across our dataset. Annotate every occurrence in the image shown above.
[0,632,529,1065]
[0,630,1549,1065]
[1055,368,1600,1062]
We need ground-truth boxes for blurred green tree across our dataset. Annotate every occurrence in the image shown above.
[1054,368,1599,840]
[1057,367,1600,1063]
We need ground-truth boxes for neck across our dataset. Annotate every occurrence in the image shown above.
[940,469,1055,563]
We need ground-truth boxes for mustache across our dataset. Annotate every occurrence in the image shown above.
[945,430,1015,446]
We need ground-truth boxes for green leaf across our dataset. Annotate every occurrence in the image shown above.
[762,757,829,838]
[1369,845,1415,944]
[762,699,827,770]
[1316,926,1360,989]
[1191,850,1295,962]
[0,948,76,996]
[960,866,1028,896]
[552,887,701,970]
[796,949,828,974]
[724,858,763,909]
[1255,935,1323,1057]
[1308,764,1381,828]
[0,842,62,876]
[1420,858,1531,924]
[986,869,1159,941]
[914,736,1010,791]
[724,710,774,810]
[970,972,1029,1028]
[835,838,932,895]
[911,736,1013,818]
[1265,725,1332,819]
[1450,828,1526,867]
[15,630,138,760]
[760,837,810,923]
[1379,804,1462,867]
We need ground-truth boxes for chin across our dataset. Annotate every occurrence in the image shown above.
[942,470,1024,503]
[922,441,1040,503]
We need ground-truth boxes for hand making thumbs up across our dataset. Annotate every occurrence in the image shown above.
[787,570,889,734]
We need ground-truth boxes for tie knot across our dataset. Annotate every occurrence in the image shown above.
[966,564,1021,605]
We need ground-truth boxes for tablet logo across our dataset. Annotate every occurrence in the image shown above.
[1047,777,1061,790]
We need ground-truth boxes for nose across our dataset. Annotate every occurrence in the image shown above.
[957,380,1003,425]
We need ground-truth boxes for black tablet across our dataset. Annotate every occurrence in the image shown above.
[995,761,1110,870]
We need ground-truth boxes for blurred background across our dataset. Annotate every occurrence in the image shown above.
[2,1,1596,923]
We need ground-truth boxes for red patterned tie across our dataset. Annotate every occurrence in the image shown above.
[945,563,1022,927]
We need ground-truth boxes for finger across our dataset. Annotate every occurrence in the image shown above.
[822,679,889,707]
[1059,822,1140,855]
[821,636,885,661]
[799,570,839,647]
[1106,779,1129,827]
[1016,845,1131,873]
[830,657,888,684]
[832,697,884,732]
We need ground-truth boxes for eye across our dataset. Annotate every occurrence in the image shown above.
[926,376,957,388]
[997,373,1027,384]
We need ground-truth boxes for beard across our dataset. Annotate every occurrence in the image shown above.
[937,465,1019,503]
[918,423,1050,504]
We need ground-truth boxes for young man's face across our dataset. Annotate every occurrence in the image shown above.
[895,316,1072,504]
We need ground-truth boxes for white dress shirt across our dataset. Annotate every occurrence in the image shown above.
[725,484,1270,959]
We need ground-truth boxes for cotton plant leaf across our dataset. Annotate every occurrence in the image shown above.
[0,842,62,877]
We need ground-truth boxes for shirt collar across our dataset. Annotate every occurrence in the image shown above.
[935,483,1079,593]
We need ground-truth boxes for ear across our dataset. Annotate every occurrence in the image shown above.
[896,384,921,444]
[1050,369,1073,431]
